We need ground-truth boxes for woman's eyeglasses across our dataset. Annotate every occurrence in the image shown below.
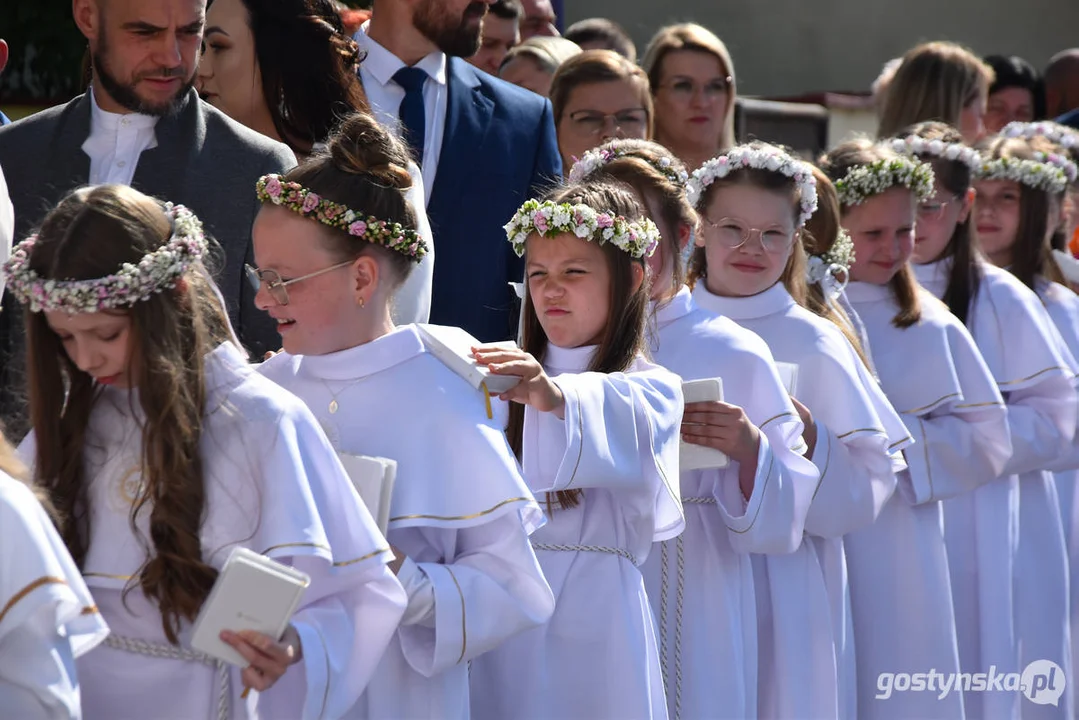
[567,108,649,136]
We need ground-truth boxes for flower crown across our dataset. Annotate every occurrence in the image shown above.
[687,146,818,226]
[1002,121,1079,150]
[504,199,660,259]
[834,156,936,206]
[889,135,982,172]
[3,204,207,314]
[806,229,855,301]
[975,154,1071,194]
[256,174,428,261]
[567,145,690,188]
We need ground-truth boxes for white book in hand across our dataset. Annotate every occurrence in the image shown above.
[337,453,397,535]
[190,547,310,667]
[415,323,522,397]
[680,378,730,471]
[775,362,799,397]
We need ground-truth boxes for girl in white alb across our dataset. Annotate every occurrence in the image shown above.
[248,114,554,720]
[3,184,406,720]
[820,139,1012,720]
[897,122,1075,720]
[975,130,1079,719]
[0,436,109,719]
[567,139,821,720]
[686,144,910,720]
[469,181,684,720]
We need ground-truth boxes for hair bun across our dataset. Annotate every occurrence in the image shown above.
[328,113,414,190]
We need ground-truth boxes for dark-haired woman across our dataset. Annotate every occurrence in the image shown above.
[196,0,435,325]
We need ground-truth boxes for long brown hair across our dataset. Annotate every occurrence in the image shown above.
[819,139,923,328]
[801,167,874,367]
[575,139,698,301]
[893,121,983,324]
[877,41,994,139]
[976,135,1067,291]
[505,181,651,510]
[24,185,232,644]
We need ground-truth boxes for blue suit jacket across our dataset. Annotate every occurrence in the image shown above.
[426,58,562,341]
[1058,108,1079,130]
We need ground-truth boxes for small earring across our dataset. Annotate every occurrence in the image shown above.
[357,296,365,308]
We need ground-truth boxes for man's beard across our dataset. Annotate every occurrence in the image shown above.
[413,1,488,58]
[92,37,192,116]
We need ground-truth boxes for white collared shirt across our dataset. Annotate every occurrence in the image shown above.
[355,22,447,203]
[81,88,159,186]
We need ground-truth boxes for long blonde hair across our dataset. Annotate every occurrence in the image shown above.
[877,41,994,139]
[642,23,737,152]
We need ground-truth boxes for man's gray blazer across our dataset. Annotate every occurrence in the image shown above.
[0,88,296,432]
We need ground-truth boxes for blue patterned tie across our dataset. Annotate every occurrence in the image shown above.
[393,66,428,167]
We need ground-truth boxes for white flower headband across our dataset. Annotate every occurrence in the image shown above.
[567,145,690,188]
[889,136,982,172]
[806,229,855,301]
[3,204,207,314]
[975,154,1072,194]
[504,199,660,259]
[687,146,819,226]
[834,155,936,206]
[1002,121,1079,150]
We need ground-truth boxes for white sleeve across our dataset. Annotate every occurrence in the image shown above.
[0,602,81,720]
[1001,377,1077,476]
[396,515,555,677]
[802,422,898,538]
[390,162,433,325]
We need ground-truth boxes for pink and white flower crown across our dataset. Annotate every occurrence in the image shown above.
[504,199,660,259]
[3,203,207,314]
[889,135,982,172]
[1001,121,1079,150]
[567,144,690,188]
[687,145,819,226]
[256,174,428,261]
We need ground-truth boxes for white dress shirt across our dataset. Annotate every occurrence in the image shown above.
[81,88,159,186]
[355,22,447,203]
[0,165,11,299]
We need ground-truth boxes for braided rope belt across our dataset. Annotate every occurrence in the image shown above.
[531,543,640,566]
[104,633,231,720]
[681,496,717,505]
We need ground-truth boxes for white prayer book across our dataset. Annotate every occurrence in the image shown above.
[1053,249,1079,285]
[337,453,397,535]
[775,362,799,397]
[680,378,730,471]
[191,547,310,667]
[415,323,522,396]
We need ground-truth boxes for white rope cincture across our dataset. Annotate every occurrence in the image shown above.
[104,633,231,720]
[681,496,717,505]
[675,533,686,720]
[659,540,670,695]
[531,543,640,566]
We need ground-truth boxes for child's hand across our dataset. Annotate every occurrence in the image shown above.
[473,345,565,417]
[790,397,818,459]
[681,401,761,465]
[221,625,302,693]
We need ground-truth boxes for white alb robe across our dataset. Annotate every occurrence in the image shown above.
[0,472,109,719]
[259,325,553,720]
[21,342,407,720]
[642,285,820,720]
[469,344,683,720]
[916,259,1076,719]
[698,282,911,720]
[844,280,1010,720]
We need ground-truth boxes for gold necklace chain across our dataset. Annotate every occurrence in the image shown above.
[320,377,365,414]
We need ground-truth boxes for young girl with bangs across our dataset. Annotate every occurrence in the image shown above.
[683,142,910,720]
[974,134,1079,718]
[820,139,1011,719]
[896,121,1076,719]
[468,181,684,720]
[568,139,821,719]
[253,113,554,720]
[3,183,406,719]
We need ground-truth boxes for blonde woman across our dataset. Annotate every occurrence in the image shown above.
[499,36,582,97]
[642,23,737,172]
[877,41,994,143]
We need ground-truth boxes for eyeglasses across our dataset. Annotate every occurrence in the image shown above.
[567,108,649,136]
[704,217,795,253]
[658,76,732,102]
[245,261,352,306]
[917,194,961,222]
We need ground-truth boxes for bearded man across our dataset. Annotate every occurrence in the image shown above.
[0,0,294,431]
[357,0,561,342]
